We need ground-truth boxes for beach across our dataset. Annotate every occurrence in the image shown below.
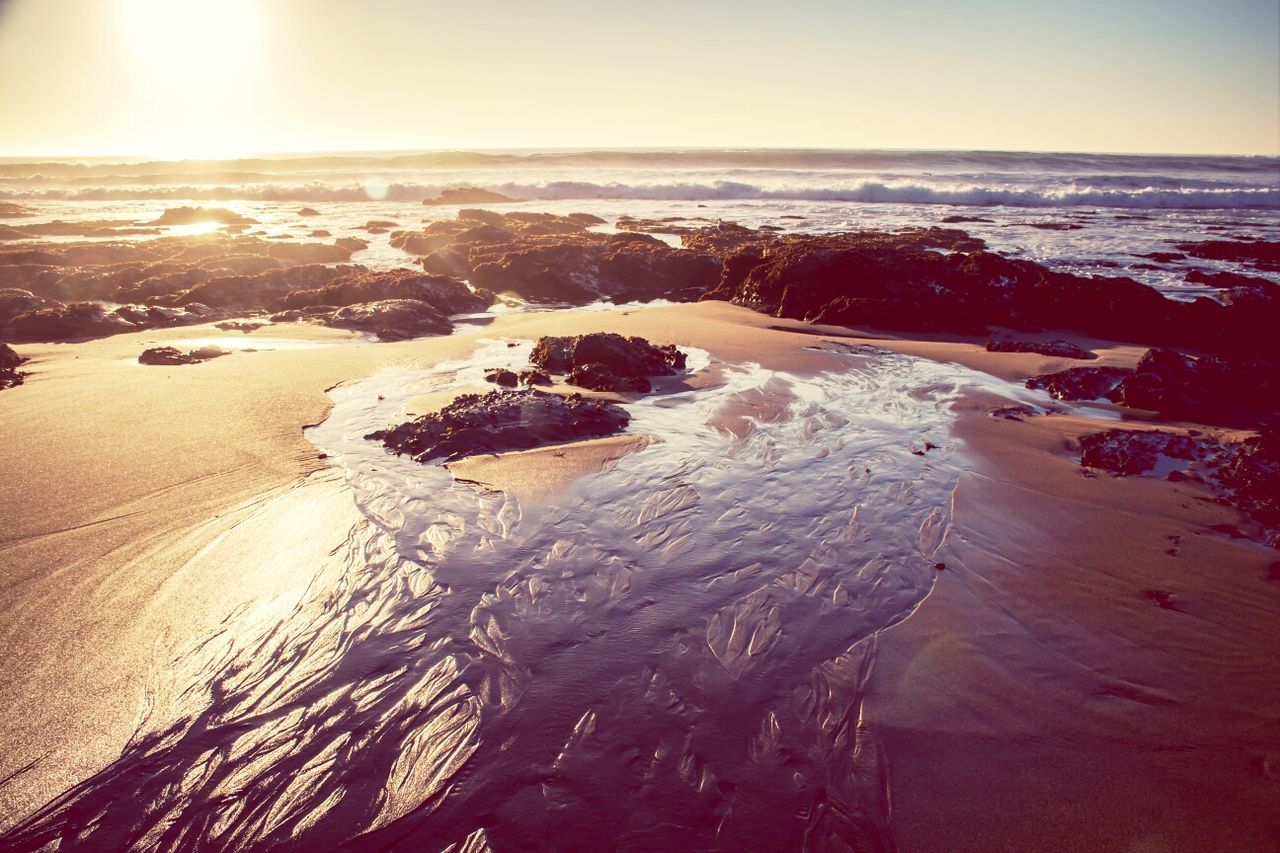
[2,285,1277,848]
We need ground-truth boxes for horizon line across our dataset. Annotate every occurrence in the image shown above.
[1,144,1278,164]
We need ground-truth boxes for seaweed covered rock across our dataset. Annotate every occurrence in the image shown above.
[368,389,629,462]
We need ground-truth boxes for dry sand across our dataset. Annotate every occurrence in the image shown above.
[1,300,1277,847]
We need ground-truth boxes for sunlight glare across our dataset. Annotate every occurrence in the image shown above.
[119,0,262,85]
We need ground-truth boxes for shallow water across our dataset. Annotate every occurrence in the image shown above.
[1,339,995,850]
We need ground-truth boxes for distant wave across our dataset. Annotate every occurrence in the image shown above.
[3,179,1278,209]
[1,148,1277,179]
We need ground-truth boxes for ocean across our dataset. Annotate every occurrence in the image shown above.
[2,148,1277,300]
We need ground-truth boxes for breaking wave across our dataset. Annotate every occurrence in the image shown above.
[2,179,1277,209]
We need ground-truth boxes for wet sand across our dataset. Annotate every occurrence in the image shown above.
[1,301,1277,847]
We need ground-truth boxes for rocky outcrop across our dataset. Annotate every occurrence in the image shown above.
[701,227,1280,359]
[280,269,488,315]
[986,338,1097,359]
[396,210,720,304]
[530,332,687,393]
[368,389,629,462]
[138,345,229,365]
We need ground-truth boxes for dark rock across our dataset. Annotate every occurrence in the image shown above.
[1185,270,1277,290]
[214,321,267,333]
[991,404,1037,420]
[484,368,520,387]
[518,369,551,386]
[111,303,217,329]
[1026,366,1132,401]
[566,364,651,393]
[1079,427,1280,545]
[368,389,629,462]
[0,342,22,371]
[986,338,1097,359]
[8,302,137,341]
[400,210,720,304]
[138,345,228,365]
[1025,222,1084,231]
[1113,348,1280,424]
[1078,429,1201,475]
[148,207,255,226]
[0,342,26,389]
[298,207,321,216]
[423,187,522,205]
[703,228,1280,359]
[266,241,355,264]
[153,263,361,308]
[334,237,369,253]
[530,332,686,378]
[1140,252,1185,263]
[1176,239,1280,266]
[323,299,453,341]
[457,209,506,226]
[281,269,487,315]
[0,288,48,326]
[941,215,994,224]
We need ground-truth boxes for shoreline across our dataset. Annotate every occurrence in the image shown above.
[1,300,1277,846]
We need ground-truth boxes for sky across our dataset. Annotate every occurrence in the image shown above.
[0,0,1276,158]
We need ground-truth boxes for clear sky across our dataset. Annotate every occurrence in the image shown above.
[0,0,1276,158]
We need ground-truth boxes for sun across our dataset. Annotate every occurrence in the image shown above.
[119,0,262,86]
